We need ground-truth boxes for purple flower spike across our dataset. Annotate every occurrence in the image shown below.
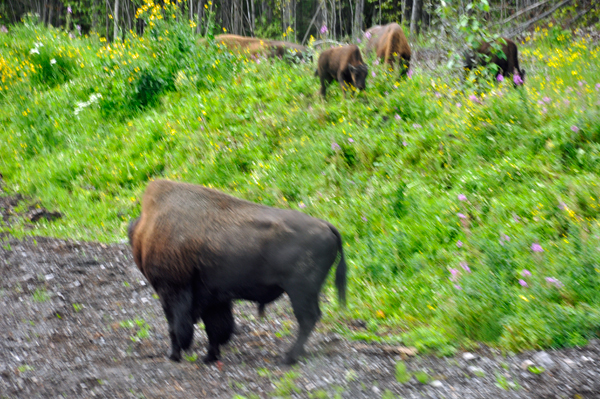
[372,71,376,78]
[402,141,408,146]
[545,277,564,288]
[460,261,470,273]
[407,69,413,78]
[502,234,510,242]
[395,114,401,121]
[331,142,340,151]
[497,74,504,82]
[513,74,523,86]
[68,6,72,13]
[320,25,328,34]
[348,138,354,143]
[365,31,371,40]
[543,96,551,103]
[571,125,579,132]
[531,243,544,253]
[299,203,306,209]
[596,83,600,91]
[458,194,467,201]
[519,279,528,287]
[457,240,463,248]
[361,216,368,222]
[454,284,462,290]
[521,269,531,277]
[457,213,467,219]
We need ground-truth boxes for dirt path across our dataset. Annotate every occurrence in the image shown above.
[1,235,599,399]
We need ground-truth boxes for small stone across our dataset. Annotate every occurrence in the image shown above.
[521,360,535,371]
[462,352,477,361]
[45,273,54,280]
[467,366,485,377]
[563,358,577,368]
[533,351,557,371]
[371,386,380,394]
[430,380,443,388]
[581,356,594,362]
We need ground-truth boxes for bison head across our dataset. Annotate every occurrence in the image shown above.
[349,64,368,91]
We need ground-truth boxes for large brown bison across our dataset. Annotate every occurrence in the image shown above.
[464,37,526,85]
[214,34,309,62]
[316,45,368,98]
[128,180,347,365]
[365,23,411,76]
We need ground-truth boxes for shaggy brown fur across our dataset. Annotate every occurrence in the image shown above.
[214,34,309,61]
[316,45,368,98]
[465,37,526,84]
[365,23,411,76]
[214,34,271,56]
[128,179,347,365]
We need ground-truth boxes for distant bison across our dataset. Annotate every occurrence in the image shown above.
[366,23,411,76]
[214,34,309,62]
[316,45,368,98]
[464,37,526,84]
[128,180,347,365]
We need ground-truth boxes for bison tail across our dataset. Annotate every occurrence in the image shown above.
[328,224,347,308]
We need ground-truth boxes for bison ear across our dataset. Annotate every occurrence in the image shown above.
[348,65,357,73]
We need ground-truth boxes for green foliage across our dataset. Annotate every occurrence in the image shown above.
[414,370,431,384]
[119,317,151,342]
[395,361,412,384]
[32,288,50,302]
[272,370,301,397]
[1,15,600,356]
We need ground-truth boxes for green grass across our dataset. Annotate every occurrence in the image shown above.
[1,17,600,354]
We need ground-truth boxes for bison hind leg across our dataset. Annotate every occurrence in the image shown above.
[160,286,194,362]
[201,301,234,363]
[284,289,322,365]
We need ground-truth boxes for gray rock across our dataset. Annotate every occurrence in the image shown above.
[462,352,477,362]
[467,366,485,377]
[430,380,443,388]
[532,351,557,371]
[520,360,535,371]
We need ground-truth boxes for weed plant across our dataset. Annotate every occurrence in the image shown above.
[1,9,600,353]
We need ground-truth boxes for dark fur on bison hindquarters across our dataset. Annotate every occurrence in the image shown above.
[128,179,347,365]
[316,45,368,99]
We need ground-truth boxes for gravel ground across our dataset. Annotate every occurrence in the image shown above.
[1,235,599,399]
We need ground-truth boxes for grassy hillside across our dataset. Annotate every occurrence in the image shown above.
[2,15,600,353]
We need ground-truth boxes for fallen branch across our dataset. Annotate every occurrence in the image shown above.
[498,0,551,25]
[504,0,572,38]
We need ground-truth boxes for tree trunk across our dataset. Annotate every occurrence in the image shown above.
[410,0,421,36]
[113,0,119,41]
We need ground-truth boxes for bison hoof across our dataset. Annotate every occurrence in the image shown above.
[203,353,219,364]
[282,354,298,365]
[168,349,182,362]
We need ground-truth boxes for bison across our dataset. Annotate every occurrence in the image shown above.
[365,23,411,76]
[315,44,368,98]
[464,37,526,85]
[214,34,309,62]
[128,179,347,365]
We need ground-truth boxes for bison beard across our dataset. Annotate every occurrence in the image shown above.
[128,180,347,365]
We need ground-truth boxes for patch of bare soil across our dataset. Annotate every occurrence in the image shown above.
[1,235,599,399]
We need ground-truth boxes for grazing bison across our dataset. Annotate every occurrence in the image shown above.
[365,23,411,76]
[128,179,347,365]
[316,45,368,98]
[214,34,309,62]
[464,37,526,85]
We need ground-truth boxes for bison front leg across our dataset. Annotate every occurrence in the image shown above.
[284,289,322,365]
[159,286,194,362]
[201,301,234,363]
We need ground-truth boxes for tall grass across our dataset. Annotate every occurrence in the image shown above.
[1,15,600,353]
